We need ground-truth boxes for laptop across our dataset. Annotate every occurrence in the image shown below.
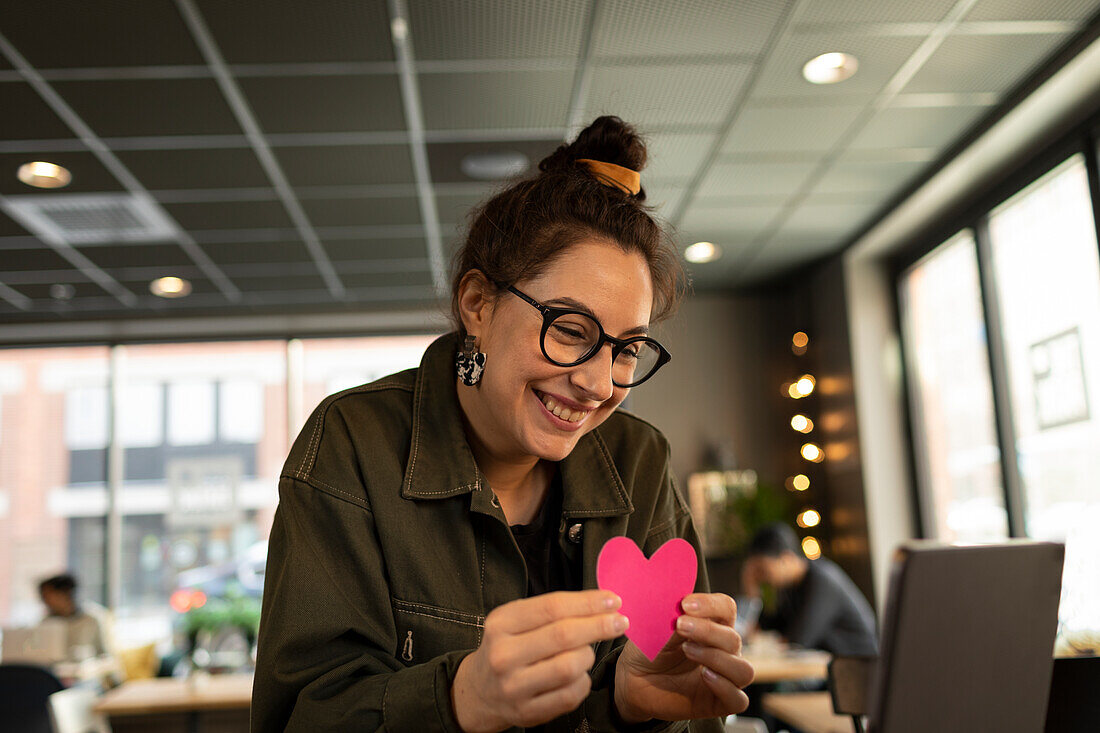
[1,621,69,665]
[866,541,1064,733]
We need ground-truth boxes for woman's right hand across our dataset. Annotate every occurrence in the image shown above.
[450,590,628,732]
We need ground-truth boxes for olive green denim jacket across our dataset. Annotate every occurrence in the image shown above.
[252,333,723,733]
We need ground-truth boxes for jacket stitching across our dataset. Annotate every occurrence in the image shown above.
[405,482,479,497]
[395,607,485,630]
[645,507,690,541]
[393,598,485,626]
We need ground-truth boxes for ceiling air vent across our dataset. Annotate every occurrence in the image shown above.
[1,193,178,244]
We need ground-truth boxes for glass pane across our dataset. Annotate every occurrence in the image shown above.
[0,347,110,627]
[296,334,439,435]
[987,154,1100,638]
[900,231,1009,542]
[116,341,287,650]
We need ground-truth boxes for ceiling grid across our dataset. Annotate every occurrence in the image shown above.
[0,0,1097,324]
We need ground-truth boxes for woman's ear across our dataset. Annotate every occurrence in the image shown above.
[456,269,495,336]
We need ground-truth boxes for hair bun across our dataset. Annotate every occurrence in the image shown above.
[538,115,648,175]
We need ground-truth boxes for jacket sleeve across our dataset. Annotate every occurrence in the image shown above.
[580,451,724,733]
[250,476,468,733]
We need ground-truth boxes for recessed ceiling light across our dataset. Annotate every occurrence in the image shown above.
[684,241,721,263]
[460,151,530,180]
[150,276,192,298]
[49,283,76,300]
[802,52,859,84]
[17,161,72,189]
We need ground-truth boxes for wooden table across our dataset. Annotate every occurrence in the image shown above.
[762,691,854,733]
[94,673,252,733]
[742,648,831,684]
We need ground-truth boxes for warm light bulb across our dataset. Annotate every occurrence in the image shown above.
[798,509,821,528]
[795,374,816,397]
[802,52,859,84]
[792,332,809,349]
[802,536,822,559]
[150,276,192,298]
[17,161,72,188]
[801,442,824,462]
[790,414,814,433]
[684,241,721,263]
[792,474,810,491]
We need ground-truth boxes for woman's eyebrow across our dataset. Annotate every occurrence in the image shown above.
[546,297,650,336]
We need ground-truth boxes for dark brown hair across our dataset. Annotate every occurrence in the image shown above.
[450,116,685,334]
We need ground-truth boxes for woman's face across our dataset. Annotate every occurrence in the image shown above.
[462,239,655,464]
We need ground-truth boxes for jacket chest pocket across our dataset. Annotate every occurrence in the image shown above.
[391,596,484,665]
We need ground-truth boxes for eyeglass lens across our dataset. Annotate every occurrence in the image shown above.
[544,312,661,386]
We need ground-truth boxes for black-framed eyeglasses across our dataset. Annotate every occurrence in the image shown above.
[506,285,671,388]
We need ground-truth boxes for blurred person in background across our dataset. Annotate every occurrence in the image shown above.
[37,573,119,674]
[740,523,877,657]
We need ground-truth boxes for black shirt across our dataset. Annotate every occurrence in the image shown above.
[760,557,878,656]
[509,472,577,597]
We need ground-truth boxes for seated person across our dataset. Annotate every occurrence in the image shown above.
[740,523,877,657]
[38,573,111,663]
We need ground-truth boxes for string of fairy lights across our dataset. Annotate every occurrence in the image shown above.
[782,331,823,560]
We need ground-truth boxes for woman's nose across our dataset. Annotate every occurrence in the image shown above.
[569,344,616,402]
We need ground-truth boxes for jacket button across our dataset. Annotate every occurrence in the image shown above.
[567,523,583,544]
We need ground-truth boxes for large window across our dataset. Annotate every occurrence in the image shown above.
[900,153,1100,640]
[986,156,1100,637]
[0,335,436,649]
[900,231,1008,542]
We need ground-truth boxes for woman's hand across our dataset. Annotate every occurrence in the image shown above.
[451,590,628,732]
[613,593,754,723]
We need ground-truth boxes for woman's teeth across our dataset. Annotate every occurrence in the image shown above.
[539,393,588,423]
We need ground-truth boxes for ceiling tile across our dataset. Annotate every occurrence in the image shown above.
[680,203,785,236]
[435,190,496,228]
[409,0,588,60]
[643,178,689,214]
[0,211,31,237]
[792,0,960,23]
[427,139,560,183]
[240,75,406,133]
[697,160,819,198]
[584,62,754,128]
[809,156,929,196]
[339,270,434,290]
[276,144,415,187]
[204,240,310,265]
[646,132,718,180]
[595,0,787,59]
[0,83,76,140]
[195,0,394,63]
[722,105,866,154]
[50,79,243,137]
[163,200,294,230]
[79,243,194,269]
[774,199,882,239]
[0,150,125,195]
[420,70,573,130]
[117,148,270,189]
[736,234,842,283]
[753,33,925,99]
[300,197,421,227]
[848,104,990,149]
[901,32,1071,93]
[964,0,1100,21]
[324,238,431,261]
[229,273,331,293]
[0,0,203,67]
[10,280,111,301]
[0,246,73,272]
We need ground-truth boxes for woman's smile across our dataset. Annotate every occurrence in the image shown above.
[532,388,595,430]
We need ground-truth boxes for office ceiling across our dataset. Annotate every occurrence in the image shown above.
[1,0,1098,328]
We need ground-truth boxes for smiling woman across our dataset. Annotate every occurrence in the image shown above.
[251,117,753,733]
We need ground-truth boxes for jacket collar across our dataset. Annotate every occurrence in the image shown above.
[401,333,633,518]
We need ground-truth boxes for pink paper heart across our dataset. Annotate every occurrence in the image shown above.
[596,537,698,660]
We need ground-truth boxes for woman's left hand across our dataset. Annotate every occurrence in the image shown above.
[612,593,754,723]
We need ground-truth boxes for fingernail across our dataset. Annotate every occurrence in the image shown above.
[604,595,620,609]
[682,641,701,656]
[683,600,700,612]
[702,666,718,681]
[614,615,629,633]
[677,617,695,633]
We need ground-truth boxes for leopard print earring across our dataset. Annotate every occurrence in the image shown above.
[455,334,486,386]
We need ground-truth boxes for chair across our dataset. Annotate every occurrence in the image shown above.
[0,663,65,733]
[827,655,878,733]
[48,686,112,733]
